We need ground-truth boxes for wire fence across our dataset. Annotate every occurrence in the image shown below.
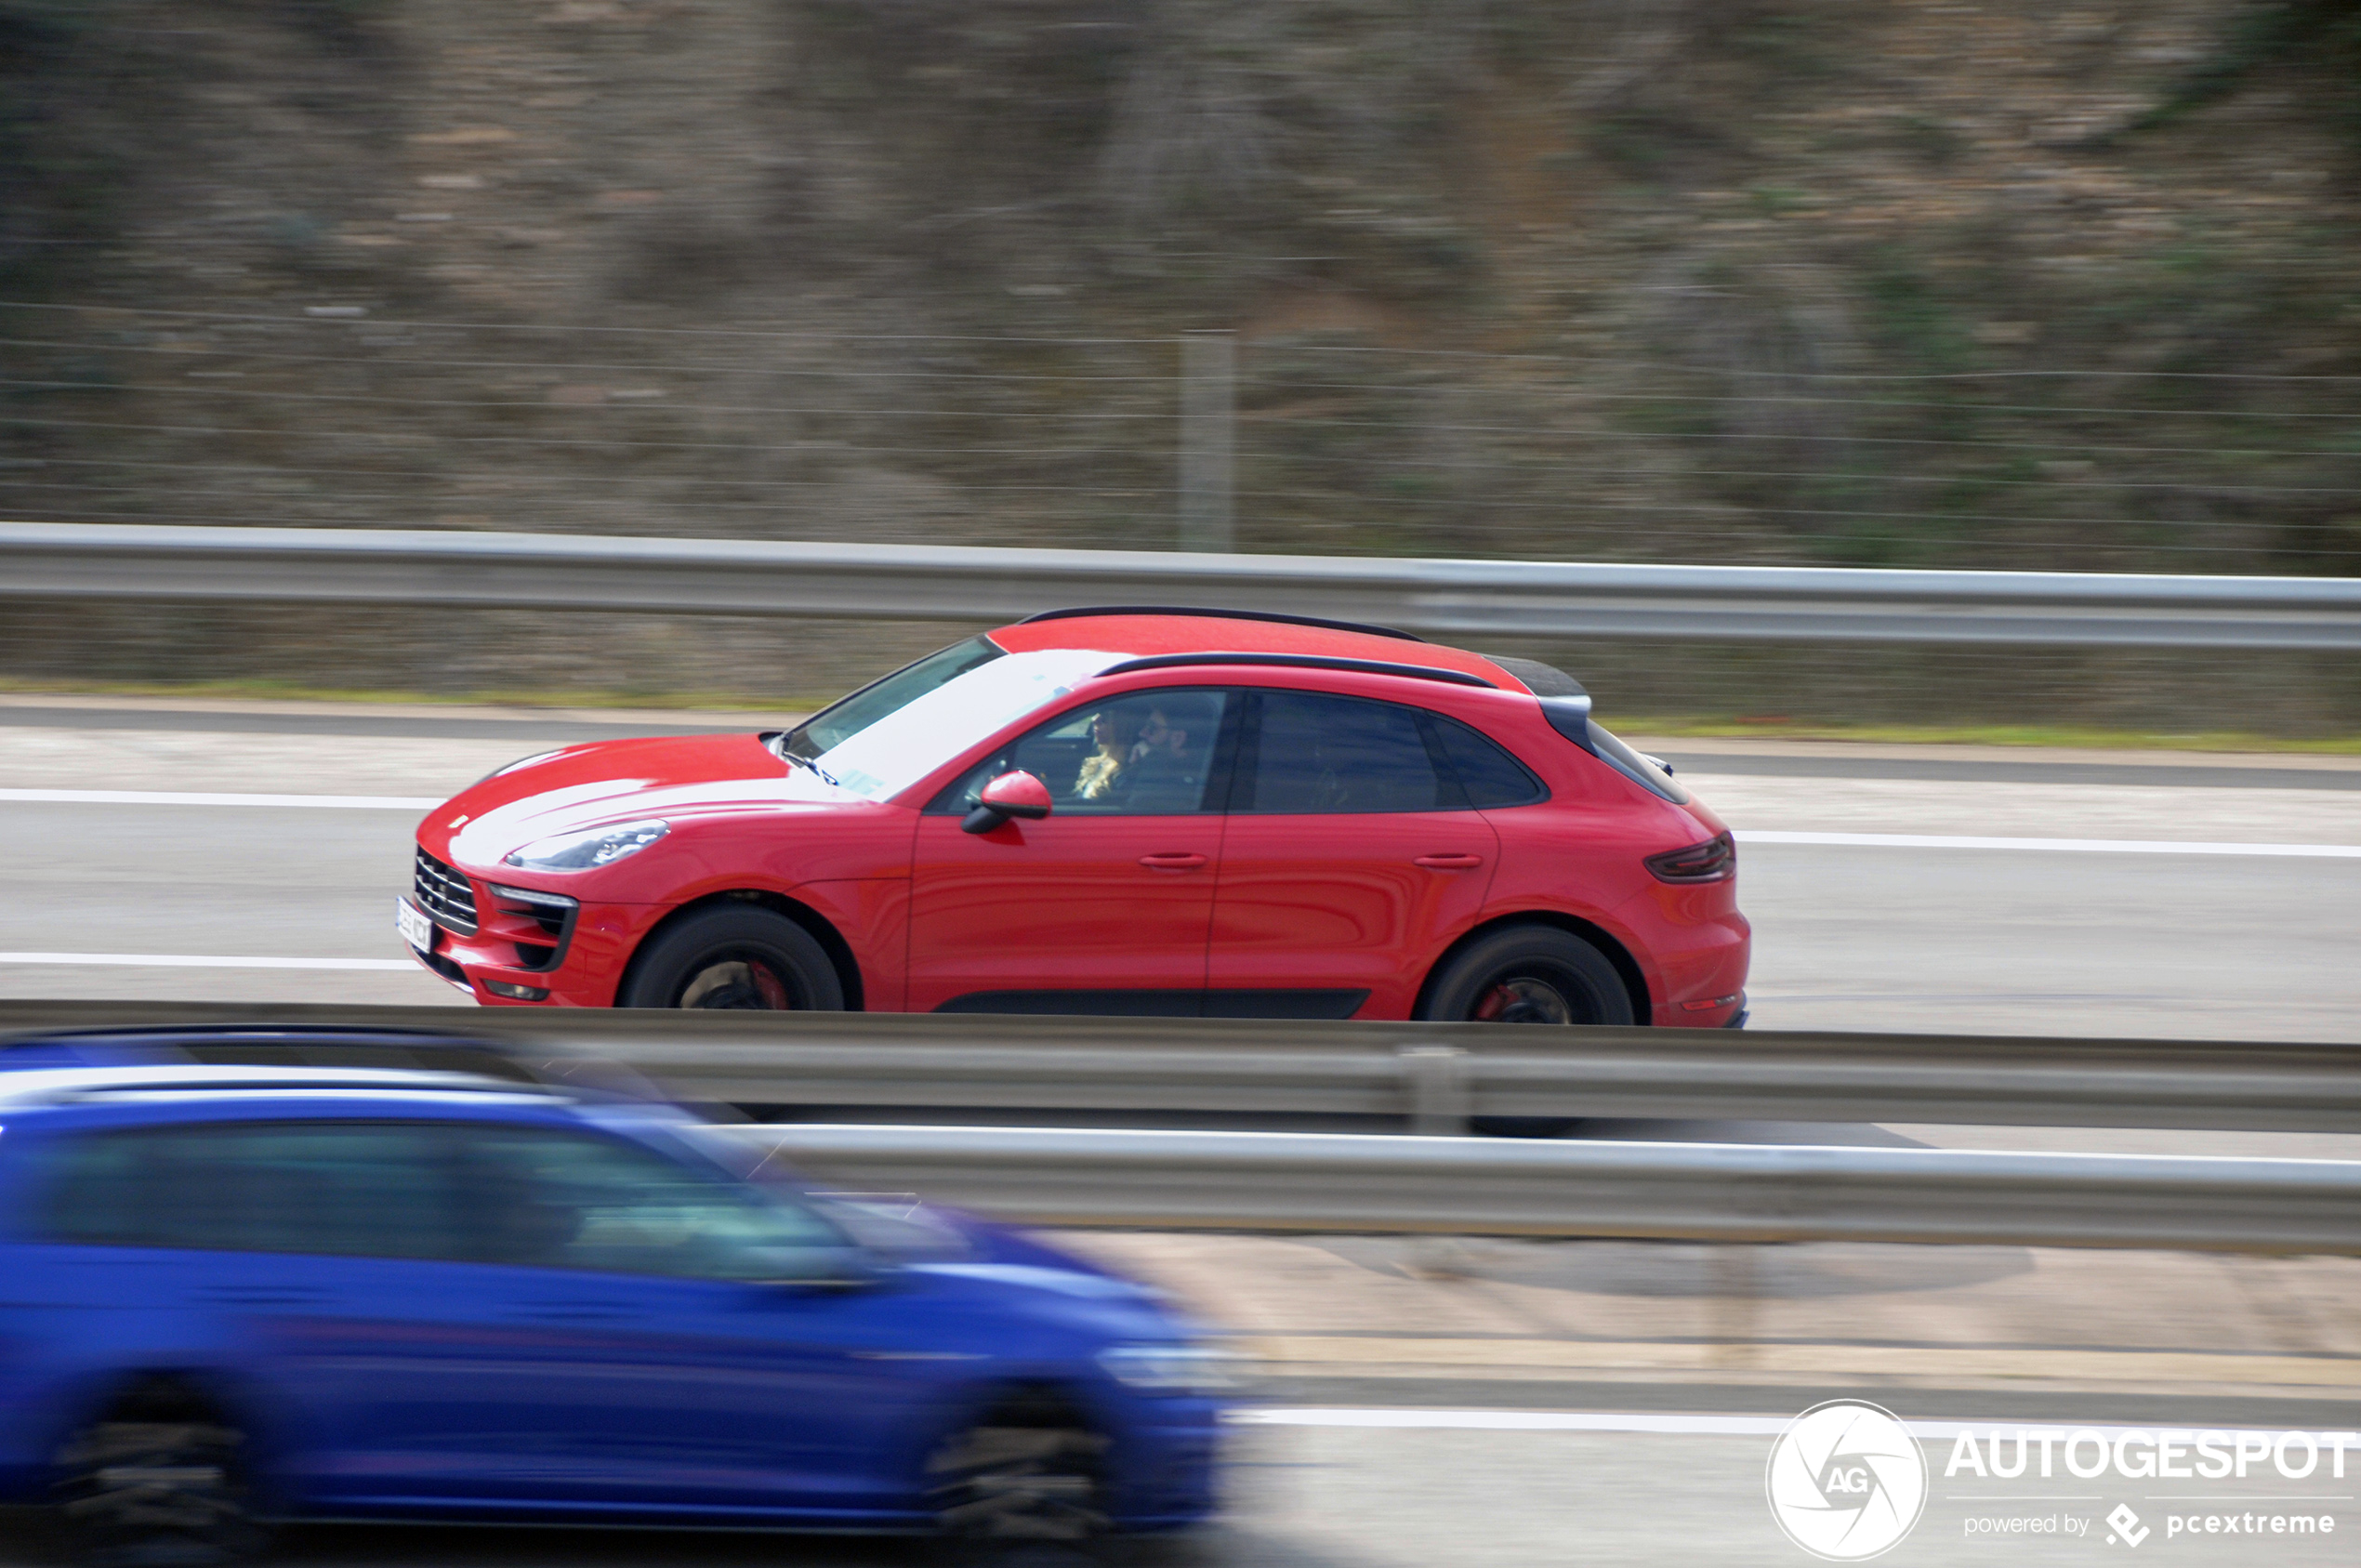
[4,300,2359,726]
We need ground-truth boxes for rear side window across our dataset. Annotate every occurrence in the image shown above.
[37,1122,466,1262]
[1427,715,1547,809]
[1241,691,1462,814]
[34,1119,846,1281]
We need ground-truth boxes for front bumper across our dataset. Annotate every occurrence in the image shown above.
[398,888,636,1007]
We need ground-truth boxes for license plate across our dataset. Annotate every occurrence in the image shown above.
[394,896,434,955]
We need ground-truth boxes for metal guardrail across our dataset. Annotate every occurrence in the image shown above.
[729,1124,2361,1255]
[6,520,2360,649]
[7,1000,2360,1135]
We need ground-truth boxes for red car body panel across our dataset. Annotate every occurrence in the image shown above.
[1207,806,1500,1018]
[906,812,1226,1011]
[402,614,1748,1024]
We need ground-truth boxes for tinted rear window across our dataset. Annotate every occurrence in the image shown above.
[1428,715,1547,808]
[37,1121,468,1261]
[1244,691,1459,814]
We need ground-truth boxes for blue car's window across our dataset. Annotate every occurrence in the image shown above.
[37,1122,468,1262]
[454,1127,846,1281]
[35,1120,844,1282]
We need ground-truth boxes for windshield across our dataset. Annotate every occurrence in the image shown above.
[806,647,1125,802]
[782,636,1006,762]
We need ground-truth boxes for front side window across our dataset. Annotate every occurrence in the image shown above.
[803,648,1127,803]
[37,1121,468,1262]
[930,689,1232,818]
[452,1126,846,1281]
[1240,691,1465,815]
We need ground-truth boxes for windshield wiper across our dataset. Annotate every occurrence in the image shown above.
[778,747,845,789]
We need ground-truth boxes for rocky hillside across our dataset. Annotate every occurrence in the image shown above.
[3,0,2357,720]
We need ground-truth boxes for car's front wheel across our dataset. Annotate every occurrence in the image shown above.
[924,1393,1109,1554]
[617,905,846,1010]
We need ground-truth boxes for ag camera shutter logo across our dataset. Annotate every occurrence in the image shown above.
[1766,1399,1929,1560]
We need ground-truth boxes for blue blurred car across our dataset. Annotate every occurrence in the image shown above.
[0,1028,1228,1561]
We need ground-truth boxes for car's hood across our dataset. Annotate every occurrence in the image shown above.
[430,734,864,864]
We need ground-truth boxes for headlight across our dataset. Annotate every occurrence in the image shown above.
[502,819,669,872]
[1097,1343,1242,1394]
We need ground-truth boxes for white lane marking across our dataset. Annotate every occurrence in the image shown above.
[0,788,439,810]
[1229,1409,2302,1441]
[1232,1408,1792,1435]
[1736,829,2361,858]
[5,792,2354,857]
[0,953,418,971]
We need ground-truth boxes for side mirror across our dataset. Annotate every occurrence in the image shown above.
[961,770,1054,835]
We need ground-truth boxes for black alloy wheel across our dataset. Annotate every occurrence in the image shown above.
[49,1407,265,1567]
[925,1401,1110,1556]
[616,905,845,1011]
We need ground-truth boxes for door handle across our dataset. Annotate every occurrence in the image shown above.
[1415,853,1484,871]
[1139,852,1208,871]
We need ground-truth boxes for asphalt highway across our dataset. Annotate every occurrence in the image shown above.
[4,699,2359,1566]
[4,698,2356,1044]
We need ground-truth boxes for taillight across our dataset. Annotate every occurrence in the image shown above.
[1644,832,1734,884]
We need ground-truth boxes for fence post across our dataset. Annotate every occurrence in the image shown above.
[1398,1045,1471,1136]
[1178,332,1235,553]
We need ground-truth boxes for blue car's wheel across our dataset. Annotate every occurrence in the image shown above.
[49,1401,264,1567]
[926,1399,1109,1551]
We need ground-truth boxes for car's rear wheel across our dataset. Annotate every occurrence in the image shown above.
[924,1394,1109,1556]
[617,905,845,1011]
[1417,924,1634,1138]
[49,1396,264,1567]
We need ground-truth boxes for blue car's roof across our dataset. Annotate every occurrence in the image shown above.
[0,1025,547,1084]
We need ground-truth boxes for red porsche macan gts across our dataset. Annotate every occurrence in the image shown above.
[399,608,1748,1027]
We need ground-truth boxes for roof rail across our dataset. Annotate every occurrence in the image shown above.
[1017,605,1425,643]
[3,1025,545,1085]
[0,1062,568,1109]
[1097,652,1496,689]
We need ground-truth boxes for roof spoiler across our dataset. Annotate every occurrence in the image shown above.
[1489,657,1596,754]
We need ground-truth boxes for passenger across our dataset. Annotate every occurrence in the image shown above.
[1075,706,1145,800]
